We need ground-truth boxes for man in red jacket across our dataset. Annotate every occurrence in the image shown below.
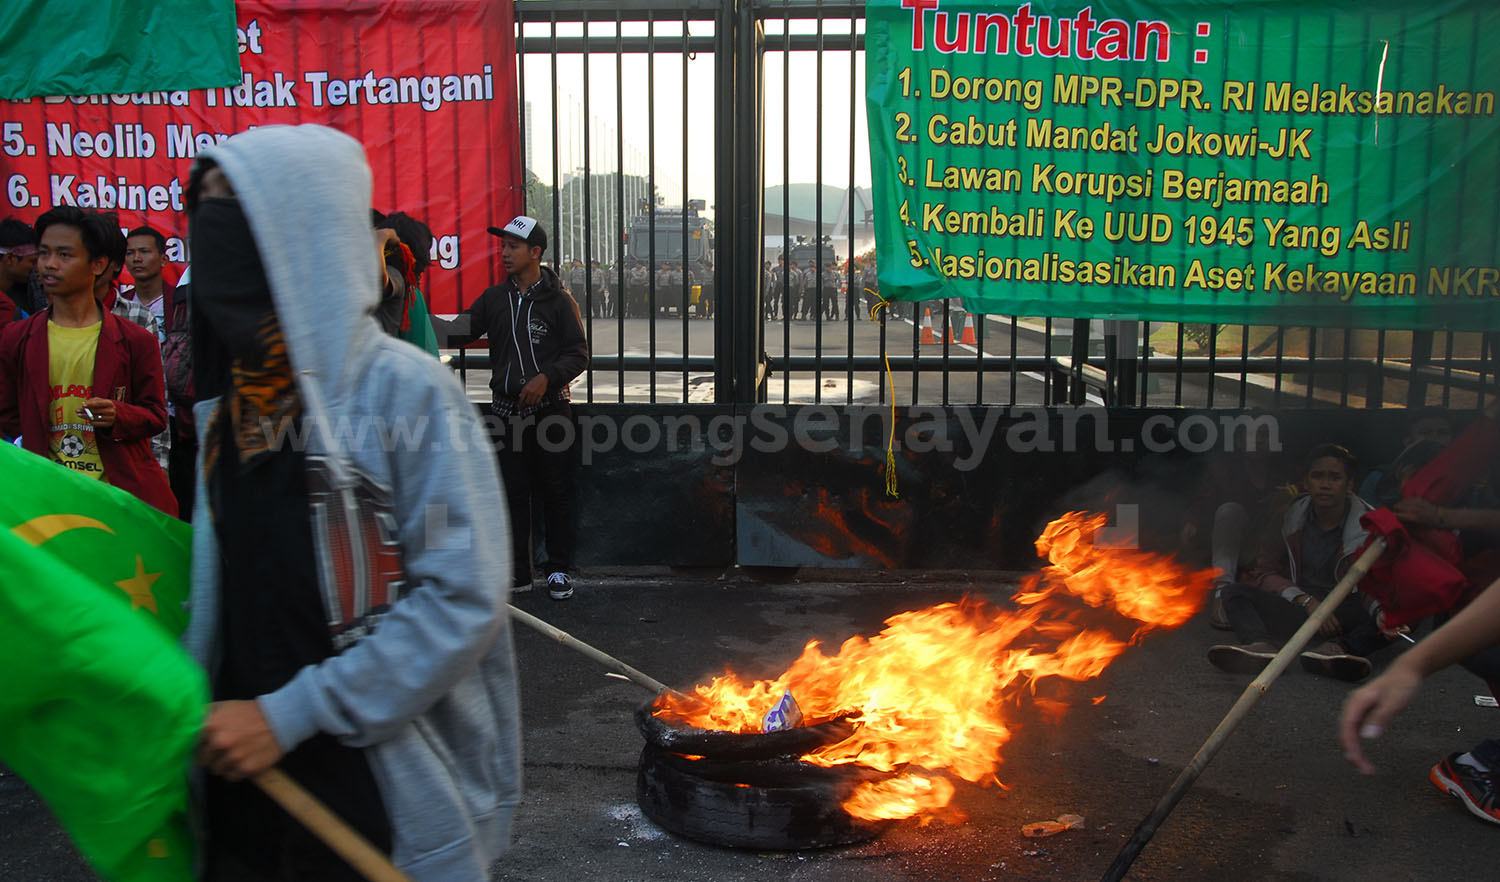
[0,206,175,516]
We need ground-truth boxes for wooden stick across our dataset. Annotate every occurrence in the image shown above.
[507,603,687,699]
[252,767,411,882]
[1099,538,1387,882]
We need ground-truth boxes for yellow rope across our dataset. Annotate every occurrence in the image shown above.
[866,288,900,499]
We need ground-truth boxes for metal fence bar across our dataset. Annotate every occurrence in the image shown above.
[1237,325,1250,408]
[580,22,595,396]
[941,301,953,404]
[975,311,986,403]
[613,11,627,359]
[1339,328,1353,407]
[1483,334,1498,406]
[727,0,762,403]
[786,4,798,399]
[1173,324,1185,405]
[1042,317,1054,405]
[1368,329,1387,408]
[1134,322,1148,406]
[612,18,630,402]
[1442,332,1456,409]
[1205,324,1218,407]
[1273,325,1286,406]
[844,3,857,405]
[1305,328,1318,407]
[679,11,691,396]
[813,4,826,405]
[645,16,659,400]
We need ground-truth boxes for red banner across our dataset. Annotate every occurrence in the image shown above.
[0,0,521,313]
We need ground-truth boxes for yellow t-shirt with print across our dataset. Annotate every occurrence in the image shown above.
[47,320,105,480]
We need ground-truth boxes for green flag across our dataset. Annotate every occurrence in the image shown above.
[0,443,205,881]
[0,440,192,637]
[0,0,239,99]
[401,285,442,357]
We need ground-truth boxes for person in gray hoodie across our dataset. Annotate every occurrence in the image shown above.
[183,124,522,881]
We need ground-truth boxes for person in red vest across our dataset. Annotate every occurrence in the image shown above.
[1348,401,1500,826]
[1341,574,1500,825]
[0,205,175,515]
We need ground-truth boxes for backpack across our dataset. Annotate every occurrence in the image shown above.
[1357,507,1468,628]
[162,295,194,403]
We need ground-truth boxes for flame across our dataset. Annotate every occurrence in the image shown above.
[841,774,958,823]
[655,511,1217,822]
[1023,511,1212,630]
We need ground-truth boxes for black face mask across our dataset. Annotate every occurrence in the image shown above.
[189,197,274,364]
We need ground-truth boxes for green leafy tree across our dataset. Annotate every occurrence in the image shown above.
[1183,323,1223,353]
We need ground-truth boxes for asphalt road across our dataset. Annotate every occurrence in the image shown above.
[4,570,1492,882]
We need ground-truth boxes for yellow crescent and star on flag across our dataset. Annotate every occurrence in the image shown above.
[1,443,189,636]
[10,513,164,614]
[1,441,200,881]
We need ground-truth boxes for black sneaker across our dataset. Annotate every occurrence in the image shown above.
[547,572,574,601]
[1430,753,1500,825]
[511,576,533,594]
[1299,641,1372,682]
[1207,641,1278,674]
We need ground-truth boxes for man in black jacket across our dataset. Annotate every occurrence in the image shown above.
[432,217,590,599]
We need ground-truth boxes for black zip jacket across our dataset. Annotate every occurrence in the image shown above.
[432,265,589,401]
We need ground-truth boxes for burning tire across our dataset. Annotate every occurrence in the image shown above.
[634,701,854,761]
[635,743,891,850]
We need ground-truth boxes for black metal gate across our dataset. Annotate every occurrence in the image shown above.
[503,0,1497,414]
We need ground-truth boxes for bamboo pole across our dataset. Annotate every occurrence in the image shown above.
[507,603,687,699]
[1099,538,1388,882]
[242,611,682,880]
[253,768,411,882]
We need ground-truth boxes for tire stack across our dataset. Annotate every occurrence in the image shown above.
[634,701,894,850]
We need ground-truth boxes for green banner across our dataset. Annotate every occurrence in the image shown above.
[867,0,1500,328]
[0,0,239,100]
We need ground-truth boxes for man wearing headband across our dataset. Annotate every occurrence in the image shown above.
[0,216,37,326]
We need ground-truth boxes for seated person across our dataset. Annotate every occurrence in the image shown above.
[1207,443,1392,682]
[1177,415,1290,630]
[1359,407,1454,507]
[1392,403,1500,564]
[1381,401,1500,803]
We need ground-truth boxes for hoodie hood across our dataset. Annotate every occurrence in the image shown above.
[196,125,381,459]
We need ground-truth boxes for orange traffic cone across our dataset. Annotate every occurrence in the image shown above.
[920,308,937,344]
[945,317,956,343]
[959,313,977,345]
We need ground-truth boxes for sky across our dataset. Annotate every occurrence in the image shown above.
[517,17,872,221]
